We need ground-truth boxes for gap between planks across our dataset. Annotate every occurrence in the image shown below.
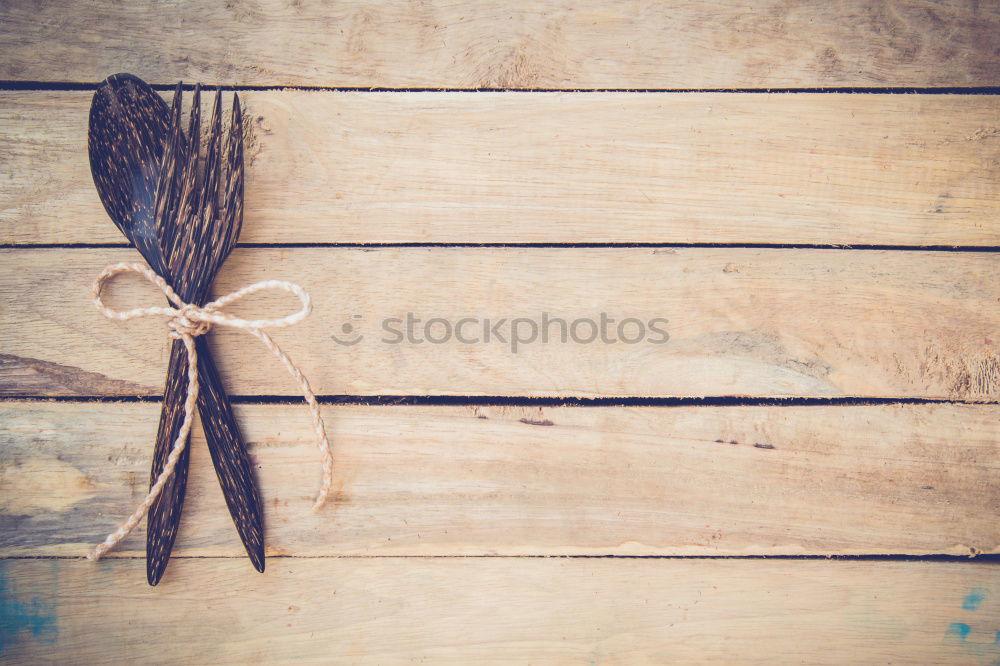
[4,82,1000,94]
[5,243,1000,251]
[3,554,998,561]
[2,396,999,407]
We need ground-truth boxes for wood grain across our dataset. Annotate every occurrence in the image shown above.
[1,401,997,557]
[2,248,998,400]
[2,92,999,246]
[1,558,997,664]
[1,0,998,88]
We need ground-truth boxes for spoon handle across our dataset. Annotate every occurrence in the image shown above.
[146,337,265,585]
[146,340,191,585]
[145,352,191,584]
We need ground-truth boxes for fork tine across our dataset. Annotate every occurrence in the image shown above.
[182,84,203,216]
[187,84,201,148]
[166,83,204,286]
[222,92,244,256]
[154,82,186,268]
[204,88,224,248]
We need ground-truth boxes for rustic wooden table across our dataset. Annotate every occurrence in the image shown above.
[1,1,998,663]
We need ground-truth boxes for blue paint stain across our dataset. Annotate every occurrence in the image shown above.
[947,622,972,640]
[0,561,58,653]
[963,588,987,611]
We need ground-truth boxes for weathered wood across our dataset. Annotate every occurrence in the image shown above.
[1,0,998,88]
[1,558,997,664]
[2,248,998,400]
[2,92,999,246]
[2,402,997,557]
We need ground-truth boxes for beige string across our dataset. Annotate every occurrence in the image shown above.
[87,262,334,561]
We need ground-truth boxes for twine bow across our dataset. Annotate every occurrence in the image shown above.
[88,262,334,560]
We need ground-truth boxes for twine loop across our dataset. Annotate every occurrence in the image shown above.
[88,262,334,561]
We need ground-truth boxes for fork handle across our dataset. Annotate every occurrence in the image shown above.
[146,336,265,585]
[193,336,265,569]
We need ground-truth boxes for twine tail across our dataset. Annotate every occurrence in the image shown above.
[249,328,335,509]
[88,334,200,561]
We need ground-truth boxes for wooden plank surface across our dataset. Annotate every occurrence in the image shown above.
[2,401,997,557]
[2,92,999,246]
[1,1,998,88]
[3,4,998,664]
[1,558,997,664]
[2,248,998,399]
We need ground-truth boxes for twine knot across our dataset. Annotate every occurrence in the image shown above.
[88,262,335,561]
[168,304,214,339]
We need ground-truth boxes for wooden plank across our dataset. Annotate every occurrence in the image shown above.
[1,248,998,399]
[1,402,997,557]
[2,92,999,246]
[1,558,997,664]
[2,1,998,88]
